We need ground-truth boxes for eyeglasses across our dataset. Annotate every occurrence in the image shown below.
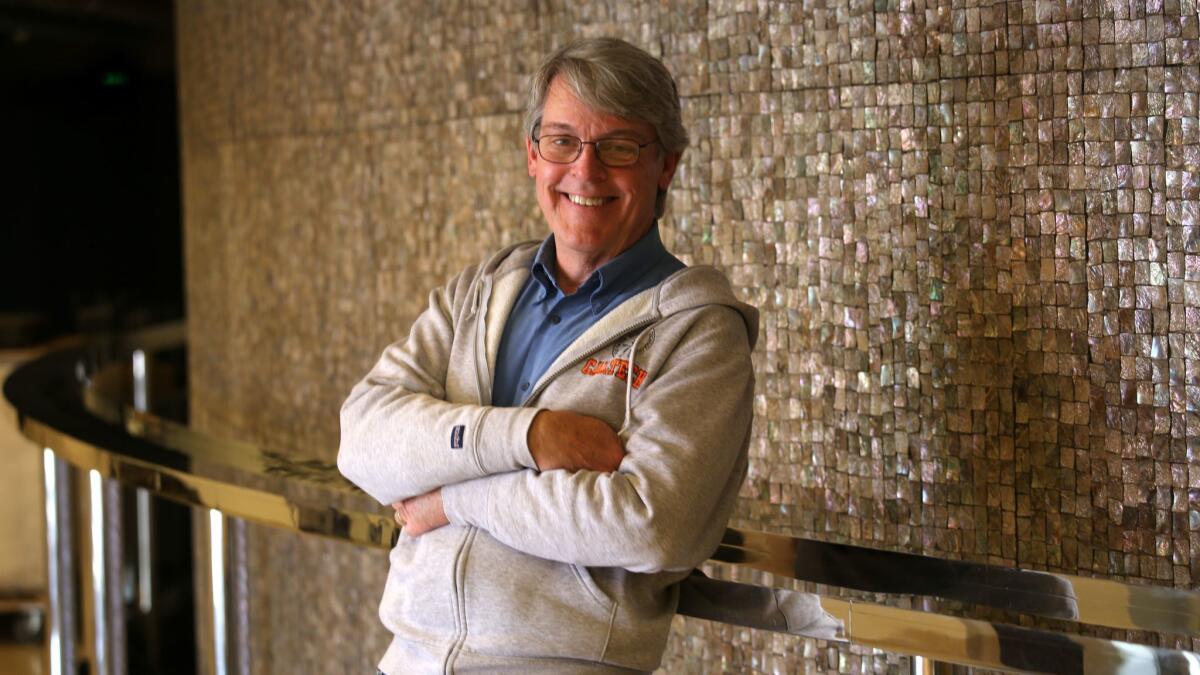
[532,133,657,167]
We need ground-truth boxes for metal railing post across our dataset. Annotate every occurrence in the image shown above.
[42,449,66,675]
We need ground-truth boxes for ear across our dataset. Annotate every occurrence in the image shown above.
[657,151,682,191]
[526,136,538,177]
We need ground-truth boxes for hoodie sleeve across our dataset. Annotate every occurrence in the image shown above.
[441,305,754,573]
[337,270,541,505]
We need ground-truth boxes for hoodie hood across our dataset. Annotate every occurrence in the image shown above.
[654,266,759,350]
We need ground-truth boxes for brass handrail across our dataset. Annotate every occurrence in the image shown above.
[5,324,1199,675]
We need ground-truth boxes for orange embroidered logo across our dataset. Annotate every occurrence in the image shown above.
[580,358,647,388]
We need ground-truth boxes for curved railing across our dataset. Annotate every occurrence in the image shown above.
[5,322,1199,675]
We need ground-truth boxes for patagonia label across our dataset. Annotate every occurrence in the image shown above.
[450,425,465,449]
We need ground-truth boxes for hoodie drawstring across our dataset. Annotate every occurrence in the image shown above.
[618,325,652,435]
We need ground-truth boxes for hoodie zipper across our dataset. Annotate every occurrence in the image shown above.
[445,278,492,673]
[472,277,493,405]
[447,268,696,667]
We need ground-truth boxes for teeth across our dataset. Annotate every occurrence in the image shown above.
[567,194,608,207]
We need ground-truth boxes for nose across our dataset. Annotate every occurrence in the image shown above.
[570,142,608,181]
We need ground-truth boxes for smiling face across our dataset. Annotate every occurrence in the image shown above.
[527,77,680,289]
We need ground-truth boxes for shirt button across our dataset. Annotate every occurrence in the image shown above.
[548,314,561,325]
[520,382,530,391]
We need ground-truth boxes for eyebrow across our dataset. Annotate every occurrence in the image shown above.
[539,121,647,139]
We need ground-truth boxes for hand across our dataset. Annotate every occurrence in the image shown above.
[527,409,626,473]
[392,488,448,536]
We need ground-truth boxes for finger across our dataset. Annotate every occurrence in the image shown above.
[394,510,405,527]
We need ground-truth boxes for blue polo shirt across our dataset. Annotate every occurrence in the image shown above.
[491,224,685,407]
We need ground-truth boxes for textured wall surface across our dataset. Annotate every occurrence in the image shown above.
[177,1,1200,672]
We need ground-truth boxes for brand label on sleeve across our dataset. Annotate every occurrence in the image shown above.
[450,425,465,449]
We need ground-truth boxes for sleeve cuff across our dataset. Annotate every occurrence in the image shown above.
[442,477,495,529]
[473,406,541,474]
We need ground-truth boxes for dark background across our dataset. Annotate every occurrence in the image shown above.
[1,4,193,672]
[0,0,182,345]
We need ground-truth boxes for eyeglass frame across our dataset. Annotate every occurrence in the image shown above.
[530,127,662,168]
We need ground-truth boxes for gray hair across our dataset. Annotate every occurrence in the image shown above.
[524,38,689,218]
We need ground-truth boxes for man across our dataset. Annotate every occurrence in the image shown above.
[338,37,757,674]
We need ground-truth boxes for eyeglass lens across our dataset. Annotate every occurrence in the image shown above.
[537,135,641,167]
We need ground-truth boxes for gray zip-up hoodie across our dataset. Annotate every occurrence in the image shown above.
[338,241,758,673]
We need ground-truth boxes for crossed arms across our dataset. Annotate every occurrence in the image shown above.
[337,274,753,573]
[392,409,625,535]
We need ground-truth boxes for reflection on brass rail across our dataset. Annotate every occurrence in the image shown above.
[819,598,1200,675]
[716,528,1200,638]
[5,329,1200,675]
[19,418,398,551]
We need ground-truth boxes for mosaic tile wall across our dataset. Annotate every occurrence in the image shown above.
[177,0,1200,672]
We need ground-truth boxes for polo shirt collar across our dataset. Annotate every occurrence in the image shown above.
[529,223,670,315]
[529,238,560,302]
